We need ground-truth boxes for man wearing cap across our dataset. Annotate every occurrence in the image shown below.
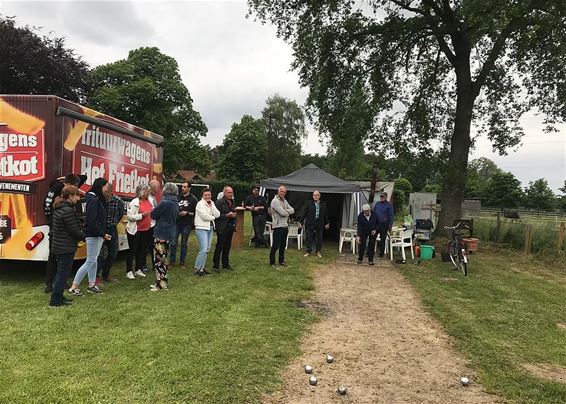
[301,190,330,258]
[245,185,269,248]
[373,191,394,258]
[356,204,378,265]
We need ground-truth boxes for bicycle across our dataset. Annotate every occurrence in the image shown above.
[444,223,469,276]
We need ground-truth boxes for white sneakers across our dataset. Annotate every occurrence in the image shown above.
[135,269,146,278]
[126,271,135,279]
[126,270,147,279]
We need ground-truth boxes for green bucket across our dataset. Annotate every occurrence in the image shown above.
[420,245,434,260]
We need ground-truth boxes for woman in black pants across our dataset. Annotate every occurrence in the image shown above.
[49,185,85,307]
[126,184,154,279]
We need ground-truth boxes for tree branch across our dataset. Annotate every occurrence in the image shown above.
[387,0,426,15]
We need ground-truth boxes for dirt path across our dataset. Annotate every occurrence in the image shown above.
[263,256,503,403]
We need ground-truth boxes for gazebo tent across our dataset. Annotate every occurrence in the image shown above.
[259,164,366,235]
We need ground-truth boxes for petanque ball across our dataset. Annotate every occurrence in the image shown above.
[304,365,313,374]
[337,386,347,395]
[326,355,335,364]
[461,377,470,386]
[309,375,318,386]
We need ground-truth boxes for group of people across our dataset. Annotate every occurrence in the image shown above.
[44,174,393,307]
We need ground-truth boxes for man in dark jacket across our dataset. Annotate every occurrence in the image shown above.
[97,184,125,282]
[245,185,268,248]
[170,182,198,266]
[301,190,330,258]
[213,186,237,271]
[43,173,87,293]
[356,204,378,265]
[49,185,85,306]
[373,191,394,258]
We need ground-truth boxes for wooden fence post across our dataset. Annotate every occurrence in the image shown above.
[558,222,565,252]
[524,224,532,254]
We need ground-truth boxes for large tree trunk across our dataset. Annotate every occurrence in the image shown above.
[436,69,476,234]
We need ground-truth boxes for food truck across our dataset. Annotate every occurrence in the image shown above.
[0,95,164,261]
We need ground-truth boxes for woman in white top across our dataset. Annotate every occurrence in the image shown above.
[125,184,155,279]
[193,188,220,276]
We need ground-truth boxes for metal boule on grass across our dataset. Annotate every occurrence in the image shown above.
[304,364,313,374]
[326,354,335,364]
[460,377,470,386]
[337,386,347,395]
[309,375,318,386]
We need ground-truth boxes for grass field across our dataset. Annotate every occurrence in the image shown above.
[401,245,566,403]
[0,238,334,404]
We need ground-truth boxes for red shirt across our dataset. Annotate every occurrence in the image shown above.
[137,199,153,232]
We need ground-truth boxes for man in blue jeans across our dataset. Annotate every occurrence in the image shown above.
[170,182,198,267]
[373,191,394,258]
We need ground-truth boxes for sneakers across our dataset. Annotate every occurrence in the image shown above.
[316,252,323,258]
[303,252,311,257]
[126,271,135,280]
[87,285,103,294]
[356,259,362,265]
[369,261,375,266]
[223,265,233,271]
[151,282,168,291]
[134,269,146,278]
[279,262,288,267]
[68,288,83,296]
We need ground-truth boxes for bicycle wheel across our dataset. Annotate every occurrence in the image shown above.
[449,242,459,269]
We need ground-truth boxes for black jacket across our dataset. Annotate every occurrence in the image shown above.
[43,175,87,225]
[357,212,378,237]
[50,200,85,254]
[214,197,237,234]
[301,200,329,228]
[83,192,107,237]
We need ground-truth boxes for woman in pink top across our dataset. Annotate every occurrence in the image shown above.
[126,184,155,279]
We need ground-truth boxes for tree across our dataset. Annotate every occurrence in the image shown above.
[557,181,566,212]
[88,47,209,176]
[262,94,306,177]
[523,179,556,211]
[483,172,524,208]
[216,115,267,183]
[0,16,89,102]
[249,0,566,230]
[465,158,503,198]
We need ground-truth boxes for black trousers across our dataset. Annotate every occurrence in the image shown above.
[127,230,152,272]
[377,225,389,257]
[252,215,267,247]
[358,233,377,262]
[213,228,234,268]
[270,227,288,265]
[97,227,119,278]
[305,223,323,253]
[45,230,57,287]
[50,252,74,305]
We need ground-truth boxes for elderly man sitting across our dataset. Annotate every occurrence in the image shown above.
[356,204,378,265]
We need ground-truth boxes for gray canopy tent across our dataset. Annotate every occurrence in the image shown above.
[259,164,365,233]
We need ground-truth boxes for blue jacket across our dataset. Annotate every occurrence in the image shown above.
[151,195,179,241]
[84,192,107,238]
[357,212,378,237]
[373,201,394,228]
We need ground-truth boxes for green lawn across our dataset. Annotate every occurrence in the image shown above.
[401,245,566,403]
[0,238,335,404]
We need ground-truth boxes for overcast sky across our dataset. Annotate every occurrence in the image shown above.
[2,0,564,192]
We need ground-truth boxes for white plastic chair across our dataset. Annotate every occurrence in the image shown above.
[264,223,273,247]
[339,228,356,255]
[374,232,389,254]
[286,225,302,250]
[389,228,414,261]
